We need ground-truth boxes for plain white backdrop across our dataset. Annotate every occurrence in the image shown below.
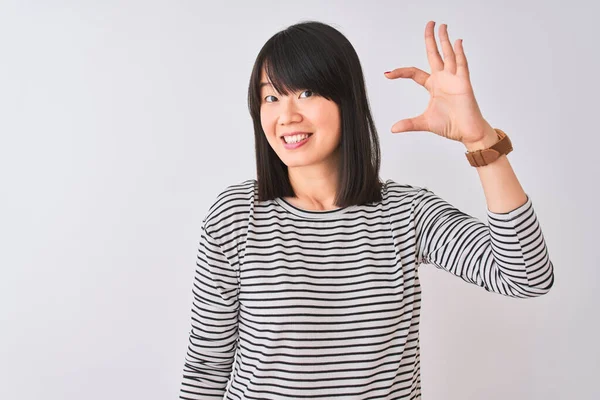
[1,1,598,399]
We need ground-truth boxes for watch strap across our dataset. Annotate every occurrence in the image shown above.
[465,128,513,167]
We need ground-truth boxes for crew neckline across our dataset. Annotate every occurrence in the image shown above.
[253,179,389,220]
[274,196,359,220]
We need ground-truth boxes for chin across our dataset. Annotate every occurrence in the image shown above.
[282,160,310,169]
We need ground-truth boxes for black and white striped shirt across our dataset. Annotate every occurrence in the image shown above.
[180,178,554,399]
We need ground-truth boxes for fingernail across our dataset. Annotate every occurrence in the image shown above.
[384,71,391,74]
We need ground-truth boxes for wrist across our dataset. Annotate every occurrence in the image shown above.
[463,126,499,152]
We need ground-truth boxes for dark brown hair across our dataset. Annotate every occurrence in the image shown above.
[247,20,382,207]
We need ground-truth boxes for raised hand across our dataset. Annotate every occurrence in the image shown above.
[385,21,493,145]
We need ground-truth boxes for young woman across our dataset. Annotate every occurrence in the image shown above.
[180,20,554,399]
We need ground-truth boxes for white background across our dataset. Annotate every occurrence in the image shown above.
[1,0,598,399]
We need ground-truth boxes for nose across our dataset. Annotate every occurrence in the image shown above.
[278,98,302,125]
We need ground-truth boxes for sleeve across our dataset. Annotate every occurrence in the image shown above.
[413,187,554,298]
[180,217,240,399]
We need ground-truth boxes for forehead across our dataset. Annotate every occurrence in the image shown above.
[259,68,272,90]
[258,65,307,95]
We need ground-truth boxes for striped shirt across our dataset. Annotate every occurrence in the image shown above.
[180,178,554,399]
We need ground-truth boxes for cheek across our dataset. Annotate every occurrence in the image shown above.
[313,105,341,137]
[259,111,274,136]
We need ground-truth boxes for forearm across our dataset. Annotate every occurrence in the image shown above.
[463,123,528,213]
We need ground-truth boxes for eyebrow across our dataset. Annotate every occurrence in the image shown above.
[259,82,272,88]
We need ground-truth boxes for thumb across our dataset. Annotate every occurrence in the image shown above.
[391,114,428,134]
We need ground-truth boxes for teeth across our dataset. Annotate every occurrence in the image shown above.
[284,134,310,144]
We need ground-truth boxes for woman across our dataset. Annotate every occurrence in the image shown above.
[180,20,554,399]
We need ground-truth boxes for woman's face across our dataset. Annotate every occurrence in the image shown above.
[259,67,342,169]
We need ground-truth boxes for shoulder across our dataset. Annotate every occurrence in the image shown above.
[380,179,444,215]
[203,178,256,237]
[382,178,427,200]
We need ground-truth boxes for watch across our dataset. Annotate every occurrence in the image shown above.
[465,128,513,167]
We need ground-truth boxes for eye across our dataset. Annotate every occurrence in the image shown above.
[263,90,314,103]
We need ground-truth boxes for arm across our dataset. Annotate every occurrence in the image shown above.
[464,122,529,213]
[413,183,554,298]
[180,219,239,399]
[383,22,554,296]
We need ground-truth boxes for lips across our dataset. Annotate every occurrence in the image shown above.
[281,131,311,136]
[282,133,313,149]
[280,133,313,143]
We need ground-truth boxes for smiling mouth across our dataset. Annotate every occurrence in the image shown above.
[281,133,313,143]
[281,133,314,149]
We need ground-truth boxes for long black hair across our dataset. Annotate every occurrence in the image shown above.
[247,20,383,208]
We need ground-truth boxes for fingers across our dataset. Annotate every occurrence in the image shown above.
[384,67,430,87]
[439,24,456,74]
[384,22,469,85]
[391,114,428,133]
[454,39,470,79]
[425,21,465,76]
[425,21,444,72]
